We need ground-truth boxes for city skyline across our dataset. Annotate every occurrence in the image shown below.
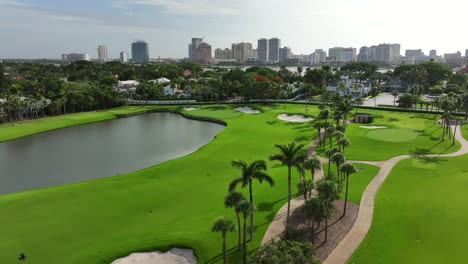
[0,0,467,59]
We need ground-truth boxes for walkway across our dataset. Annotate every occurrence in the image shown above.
[261,126,468,263]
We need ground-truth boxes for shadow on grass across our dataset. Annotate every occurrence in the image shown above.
[417,156,448,165]
[388,118,400,122]
[205,105,228,111]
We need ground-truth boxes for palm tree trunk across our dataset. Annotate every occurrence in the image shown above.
[249,180,253,241]
[453,115,458,145]
[236,212,241,250]
[286,166,292,226]
[222,234,227,264]
[243,217,247,264]
[343,174,349,217]
[324,216,328,243]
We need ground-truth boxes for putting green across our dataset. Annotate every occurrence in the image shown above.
[366,128,419,142]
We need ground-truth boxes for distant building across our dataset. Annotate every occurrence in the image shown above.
[215,48,233,60]
[400,56,416,65]
[268,38,281,63]
[444,51,463,67]
[97,45,108,63]
[405,49,423,57]
[131,41,150,64]
[61,53,90,64]
[430,49,437,57]
[251,49,258,60]
[358,47,370,61]
[374,44,400,64]
[328,47,344,62]
[257,38,269,62]
[117,80,140,92]
[310,49,327,65]
[342,48,357,62]
[231,42,252,62]
[188,38,203,59]
[279,47,291,63]
[120,51,129,63]
[192,42,212,64]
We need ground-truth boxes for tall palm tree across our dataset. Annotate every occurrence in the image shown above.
[338,96,353,131]
[331,152,346,181]
[316,179,339,243]
[327,125,336,148]
[324,147,340,177]
[319,109,330,146]
[303,197,324,240]
[303,157,321,182]
[338,137,351,153]
[270,142,308,226]
[236,200,255,264]
[229,160,274,241]
[313,121,323,144]
[224,192,246,250]
[212,216,236,264]
[297,178,314,200]
[451,95,464,145]
[340,163,357,217]
[333,131,344,141]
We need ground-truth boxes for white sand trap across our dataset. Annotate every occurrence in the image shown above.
[111,248,197,264]
[183,107,199,111]
[235,107,260,114]
[359,126,387,129]
[277,114,314,123]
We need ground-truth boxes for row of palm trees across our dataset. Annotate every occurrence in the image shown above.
[435,94,466,144]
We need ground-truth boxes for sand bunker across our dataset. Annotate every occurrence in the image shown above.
[359,126,387,129]
[111,248,196,264]
[277,114,314,123]
[235,107,260,114]
[183,107,199,111]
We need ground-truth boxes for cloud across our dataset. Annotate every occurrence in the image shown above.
[119,0,241,16]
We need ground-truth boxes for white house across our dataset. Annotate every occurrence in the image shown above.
[117,80,140,92]
[149,77,171,85]
[326,76,372,98]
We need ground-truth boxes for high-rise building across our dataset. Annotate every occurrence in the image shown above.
[251,49,258,60]
[231,42,252,62]
[430,50,437,57]
[97,45,108,63]
[444,51,463,67]
[328,47,344,62]
[358,47,370,61]
[405,49,423,57]
[465,49,468,58]
[342,48,357,62]
[61,53,90,64]
[215,48,232,60]
[192,42,212,64]
[310,49,327,65]
[257,38,269,62]
[131,41,149,64]
[120,51,129,63]
[188,38,203,59]
[268,38,281,62]
[279,47,291,63]
[374,44,400,64]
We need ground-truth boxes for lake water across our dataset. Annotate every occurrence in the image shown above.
[0,113,224,195]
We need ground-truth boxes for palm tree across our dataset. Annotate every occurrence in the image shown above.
[391,91,399,110]
[338,137,351,154]
[319,109,330,146]
[331,152,346,181]
[327,125,336,148]
[333,110,343,126]
[324,147,339,177]
[302,157,321,182]
[224,192,246,250]
[270,142,308,226]
[451,95,464,145]
[316,179,339,243]
[338,96,353,131]
[212,216,236,264]
[236,200,255,264]
[313,121,323,144]
[340,163,357,217]
[297,178,314,200]
[333,131,344,141]
[229,160,274,241]
[303,197,324,240]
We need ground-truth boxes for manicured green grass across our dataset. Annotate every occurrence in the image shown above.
[365,128,418,143]
[461,123,468,141]
[0,104,319,264]
[323,163,380,204]
[349,154,468,264]
[317,111,460,161]
[0,106,160,143]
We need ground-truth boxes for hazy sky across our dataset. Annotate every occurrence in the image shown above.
[0,0,467,59]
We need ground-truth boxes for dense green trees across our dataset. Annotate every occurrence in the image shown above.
[250,240,320,264]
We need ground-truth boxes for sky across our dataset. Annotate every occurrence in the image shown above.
[0,0,467,59]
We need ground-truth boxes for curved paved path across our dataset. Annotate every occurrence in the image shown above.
[324,127,468,264]
[261,126,468,263]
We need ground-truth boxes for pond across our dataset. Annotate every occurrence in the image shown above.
[0,112,225,195]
